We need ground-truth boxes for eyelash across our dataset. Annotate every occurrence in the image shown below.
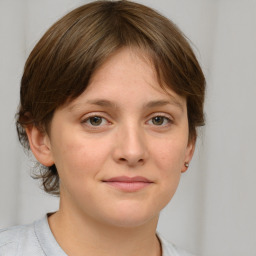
[147,115,172,126]
[81,114,110,129]
[81,113,173,129]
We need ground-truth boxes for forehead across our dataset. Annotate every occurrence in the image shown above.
[65,47,186,112]
[90,47,155,84]
[88,48,176,97]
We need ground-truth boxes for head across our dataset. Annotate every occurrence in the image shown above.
[16,0,205,196]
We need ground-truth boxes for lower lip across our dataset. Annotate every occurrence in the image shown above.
[103,181,152,192]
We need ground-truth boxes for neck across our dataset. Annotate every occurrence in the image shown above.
[48,207,161,256]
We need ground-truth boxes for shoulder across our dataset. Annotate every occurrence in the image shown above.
[0,220,45,256]
[0,225,22,255]
[157,233,196,256]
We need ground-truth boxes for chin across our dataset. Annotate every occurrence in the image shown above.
[98,206,160,229]
[105,215,158,229]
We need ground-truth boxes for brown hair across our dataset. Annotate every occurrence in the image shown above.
[16,0,205,195]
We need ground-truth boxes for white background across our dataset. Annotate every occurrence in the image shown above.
[0,0,256,255]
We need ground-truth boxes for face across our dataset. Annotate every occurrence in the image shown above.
[35,48,194,228]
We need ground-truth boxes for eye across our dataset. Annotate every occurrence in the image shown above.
[148,115,171,126]
[83,116,108,127]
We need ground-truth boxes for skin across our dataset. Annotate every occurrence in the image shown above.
[27,48,194,256]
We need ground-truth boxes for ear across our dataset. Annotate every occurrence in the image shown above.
[26,125,54,167]
[181,140,195,173]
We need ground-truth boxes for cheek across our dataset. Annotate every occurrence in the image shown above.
[150,138,188,176]
[52,133,112,180]
[151,139,188,204]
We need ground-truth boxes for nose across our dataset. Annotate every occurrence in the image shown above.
[113,124,149,167]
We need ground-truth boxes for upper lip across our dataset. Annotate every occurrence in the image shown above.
[103,176,153,183]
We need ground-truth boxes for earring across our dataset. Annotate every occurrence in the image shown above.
[184,162,189,168]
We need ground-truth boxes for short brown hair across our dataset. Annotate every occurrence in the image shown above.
[16,0,205,195]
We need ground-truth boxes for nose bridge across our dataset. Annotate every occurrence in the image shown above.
[114,121,148,166]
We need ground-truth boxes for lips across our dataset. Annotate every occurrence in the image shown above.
[102,176,153,192]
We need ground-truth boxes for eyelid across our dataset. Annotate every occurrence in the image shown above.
[81,112,112,128]
[81,112,111,121]
[80,111,174,128]
[147,112,174,121]
[146,112,174,126]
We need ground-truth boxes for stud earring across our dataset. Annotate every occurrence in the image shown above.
[184,162,189,168]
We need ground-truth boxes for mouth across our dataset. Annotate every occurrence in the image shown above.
[102,176,154,192]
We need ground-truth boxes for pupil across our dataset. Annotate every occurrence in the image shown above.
[153,116,164,125]
[90,116,102,126]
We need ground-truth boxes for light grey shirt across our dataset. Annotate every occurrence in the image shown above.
[0,215,195,256]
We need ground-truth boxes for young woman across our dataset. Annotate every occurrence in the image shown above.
[0,1,205,255]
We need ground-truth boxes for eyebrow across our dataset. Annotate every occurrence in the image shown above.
[68,99,116,112]
[86,99,116,108]
[69,98,184,112]
[143,99,184,111]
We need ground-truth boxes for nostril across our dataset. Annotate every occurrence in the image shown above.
[118,158,144,165]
